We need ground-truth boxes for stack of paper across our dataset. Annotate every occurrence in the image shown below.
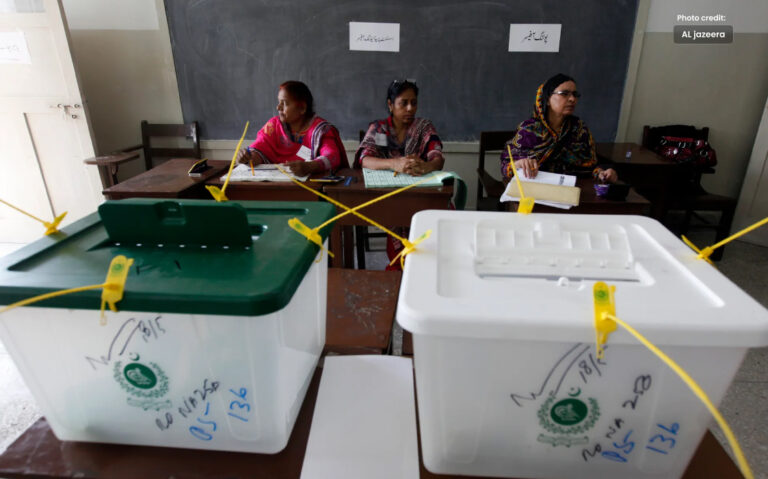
[500,171,580,209]
[300,356,419,479]
[362,168,455,188]
[224,163,309,182]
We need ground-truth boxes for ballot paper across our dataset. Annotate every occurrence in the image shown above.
[500,170,577,209]
[224,163,309,182]
[300,356,418,479]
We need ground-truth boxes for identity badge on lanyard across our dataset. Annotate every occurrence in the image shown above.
[297,145,312,161]
[374,133,387,147]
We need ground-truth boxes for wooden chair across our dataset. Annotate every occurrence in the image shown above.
[354,129,387,268]
[476,131,516,211]
[84,121,201,189]
[641,125,736,261]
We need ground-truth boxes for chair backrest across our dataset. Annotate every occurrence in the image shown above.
[141,120,201,170]
[641,124,709,150]
[477,130,516,206]
[359,129,365,142]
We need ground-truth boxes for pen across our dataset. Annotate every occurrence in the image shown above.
[344,176,353,186]
[250,160,255,176]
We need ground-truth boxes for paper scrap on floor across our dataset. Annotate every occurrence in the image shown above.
[300,355,418,479]
[224,163,309,182]
[500,171,577,209]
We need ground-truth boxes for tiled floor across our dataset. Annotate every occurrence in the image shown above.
[0,231,766,477]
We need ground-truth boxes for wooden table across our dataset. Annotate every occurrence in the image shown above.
[102,158,230,200]
[325,269,401,355]
[205,174,324,201]
[596,142,679,219]
[505,177,650,215]
[324,169,454,268]
[0,376,742,479]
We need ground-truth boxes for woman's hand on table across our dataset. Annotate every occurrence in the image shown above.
[514,158,539,179]
[236,148,260,165]
[285,160,321,177]
[597,168,618,183]
[402,155,433,176]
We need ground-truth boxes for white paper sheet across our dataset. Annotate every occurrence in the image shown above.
[349,22,400,52]
[300,356,418,479]
[224,163,308,182]
[0,31,31,64]
[500,171,576,209]
[508,24,562,52]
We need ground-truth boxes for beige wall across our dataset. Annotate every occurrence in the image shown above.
[63,0,768,203]
[623,33,768,197]
[64,0,182,179]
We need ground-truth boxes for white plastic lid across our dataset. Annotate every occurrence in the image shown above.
[396,211,768,347]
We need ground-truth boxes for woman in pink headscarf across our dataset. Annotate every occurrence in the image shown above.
[237,81,348,175]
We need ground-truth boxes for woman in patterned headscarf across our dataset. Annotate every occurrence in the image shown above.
[354,79,444,175]
[500,73,617,182]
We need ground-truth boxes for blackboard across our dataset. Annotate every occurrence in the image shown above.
[165,0,638,141]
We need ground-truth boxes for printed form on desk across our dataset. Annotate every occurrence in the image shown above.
[300,355,418,479]
[224,164,309,182]
[362,168,455,188]
[500,171,579,209]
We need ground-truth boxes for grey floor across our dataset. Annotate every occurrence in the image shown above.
[0,228,766,477]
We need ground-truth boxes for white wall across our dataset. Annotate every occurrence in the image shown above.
[621,0,768,197]
[62,0,182,181]
[646,0,768,33]
[62,0,768,202]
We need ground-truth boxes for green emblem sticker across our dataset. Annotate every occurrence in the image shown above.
[537,393,600,446]
[112,263,124,273]
[124,363,157,389]
[114,360,169,399]
[550,398,588,426]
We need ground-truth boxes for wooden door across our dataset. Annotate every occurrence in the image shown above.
[0,0,100,244]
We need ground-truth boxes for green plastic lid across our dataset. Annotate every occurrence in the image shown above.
[0,199,335,316]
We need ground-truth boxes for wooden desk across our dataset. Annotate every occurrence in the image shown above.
[505,178,650,215]
[0,376,742,479]
[102,158,229,200]
[325,269,401,355]
[596,142,678,219]
[205,174,324,201]
[324,169,454,268]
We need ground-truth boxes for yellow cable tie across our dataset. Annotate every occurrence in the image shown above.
[389,229,431,269]
[0,198,67,236]
[43,212,67,235]
[681,235,715,265]
[685,216,768,263]
[506,146,535,214]
[206,121,250,202]
[590,283,753,479]
[592,281,617,360]
[602,312,753,479]
[287,218,334,260]
[275,166,411,241]
[99,255,134,325]
[0,284,104,315]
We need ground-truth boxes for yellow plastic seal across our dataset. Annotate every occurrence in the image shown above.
[100,255,134,325]
[0,198,67,236]
[589,283,754,479]
[389,229,432,269]
[207,121,250,202]
[683,216,767,264]
[288,217,334,260]
[274,166,432,265]
[592,281,617,360]
[506,146,535,214]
